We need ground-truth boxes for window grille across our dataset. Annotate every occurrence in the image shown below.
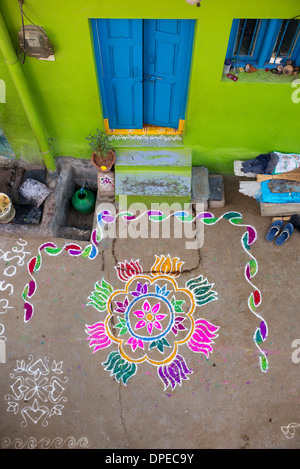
[226,19,300,68]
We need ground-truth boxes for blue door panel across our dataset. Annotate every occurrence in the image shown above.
[143,19,195,128]
[91,18,143,129]
[154,82,173,124]
[144,80,174,125]
[92,19,194,130]
[156,19,180,35]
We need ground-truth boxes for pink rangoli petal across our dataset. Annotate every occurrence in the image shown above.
[151,302,161,314]
[127,337,137,351]
[137,340,144,349]
[135,320,146,330]
[133,310,145,318]
[153,321,162,330]
[143,300,151,312]
[155,314,166,321]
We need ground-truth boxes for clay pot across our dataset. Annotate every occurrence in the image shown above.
[277,65,284,74]
[283,65,294,76]
[0,193,15,223]
[91,150,116,173]
[245,63,257,73]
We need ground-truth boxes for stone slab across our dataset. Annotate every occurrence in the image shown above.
[19,178,50,208]
[234,160,256,178]
[208,174,223,201]
[208,174,225,208]
[191,166,210,203]
[239,181,261,198]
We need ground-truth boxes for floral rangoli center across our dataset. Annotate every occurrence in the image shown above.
[85,255,220,389]
[126,293,174,340]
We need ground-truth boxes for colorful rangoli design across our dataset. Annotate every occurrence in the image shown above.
[85,255,219,389]
[22,210,269,375]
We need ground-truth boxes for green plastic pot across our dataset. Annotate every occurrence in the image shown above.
[71,188,95,214]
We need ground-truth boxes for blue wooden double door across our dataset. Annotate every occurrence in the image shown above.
[91,19,195,129]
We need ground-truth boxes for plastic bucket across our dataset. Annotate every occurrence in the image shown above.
[0,193,15,223]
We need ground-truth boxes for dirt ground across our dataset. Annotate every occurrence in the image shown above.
[0,175,299,450]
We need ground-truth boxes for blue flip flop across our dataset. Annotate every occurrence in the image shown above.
[266,220,283,242]
[275,222,294,246]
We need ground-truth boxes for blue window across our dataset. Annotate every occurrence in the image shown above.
[91,19,195,130]
[226,19,300,69]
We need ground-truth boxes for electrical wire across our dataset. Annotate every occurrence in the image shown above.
[19,3,49,36]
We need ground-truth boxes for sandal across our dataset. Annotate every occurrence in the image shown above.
[275,222,294,246]
[266,220,283,242]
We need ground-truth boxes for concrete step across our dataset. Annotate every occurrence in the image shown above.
[115,148,192,207]
[115,148,191,169]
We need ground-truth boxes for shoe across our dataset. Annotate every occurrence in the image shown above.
[275,222,294,246]
[266,220,283,242]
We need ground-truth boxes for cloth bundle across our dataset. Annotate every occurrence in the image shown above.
[241,153,279,174]
[242,151,300,175]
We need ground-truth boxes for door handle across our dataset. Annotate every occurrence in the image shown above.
[143,74,152,82]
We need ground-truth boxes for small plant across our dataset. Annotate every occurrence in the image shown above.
[86,129,113,157]
[87,129,116,172]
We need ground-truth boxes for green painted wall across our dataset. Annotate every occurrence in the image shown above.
[0,0,299,172]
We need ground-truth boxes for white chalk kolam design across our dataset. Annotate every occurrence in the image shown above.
[281,422,300,439]
[0,238,31,354]
[4,355,68,427]
[1,436,90,449]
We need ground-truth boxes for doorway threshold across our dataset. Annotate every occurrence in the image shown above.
[104,118,184,147]
[107,134,184,148]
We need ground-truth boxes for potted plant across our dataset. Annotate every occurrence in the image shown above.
[86,129,115,172]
